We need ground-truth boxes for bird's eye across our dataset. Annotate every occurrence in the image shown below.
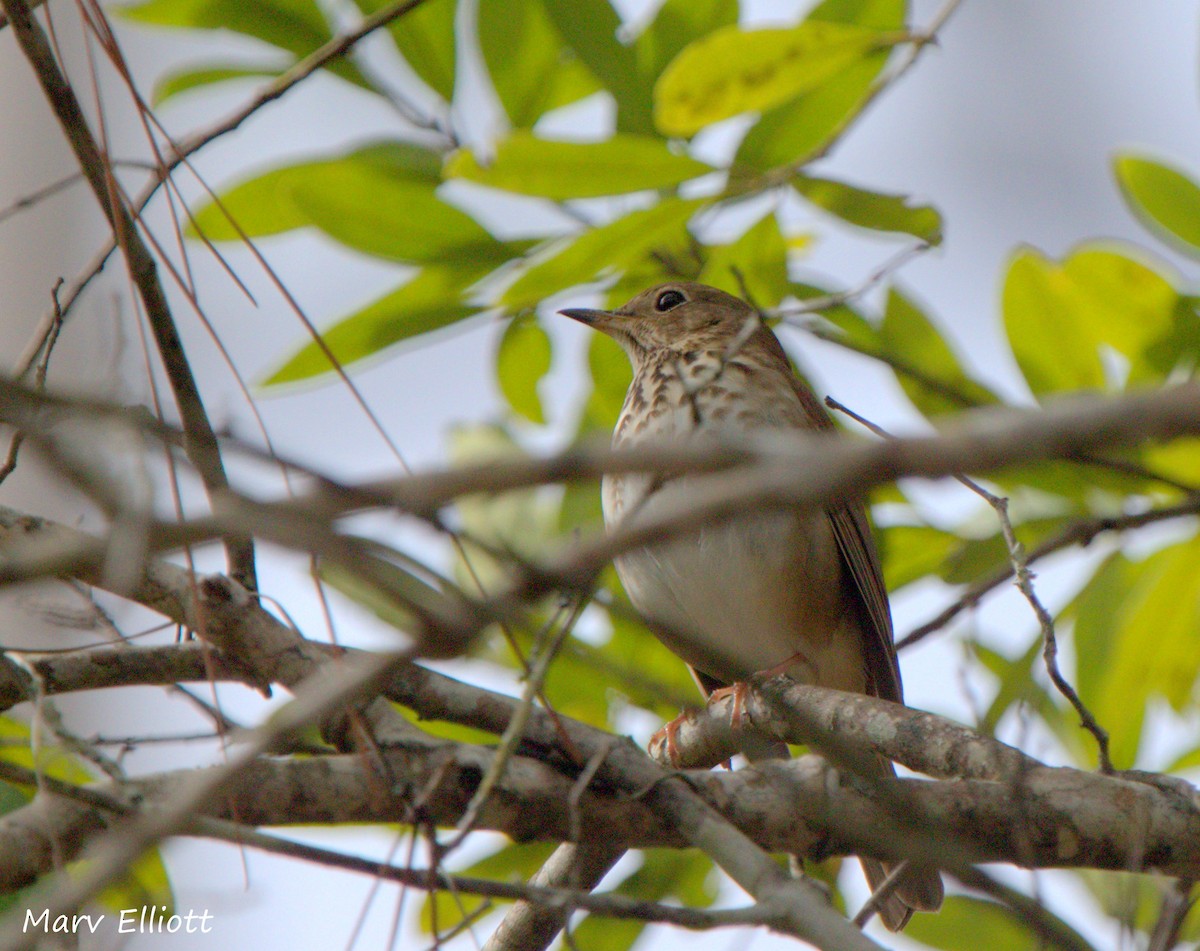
[655,289,686,312]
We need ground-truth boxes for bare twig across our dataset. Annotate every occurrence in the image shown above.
[445,594,586,851]
[898,495,1200,649]
[828,396,1114,772]
[1148,878,1195,951]
[0,0,255,588]
[0,279,63,486]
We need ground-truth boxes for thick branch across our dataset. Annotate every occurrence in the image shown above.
[2,732,1197,894]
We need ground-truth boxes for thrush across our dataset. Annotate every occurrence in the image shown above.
[560,281,943,931]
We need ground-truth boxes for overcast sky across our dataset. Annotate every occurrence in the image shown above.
[1,1,1198,948]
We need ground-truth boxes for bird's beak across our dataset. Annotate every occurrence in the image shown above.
[558,307,617,329]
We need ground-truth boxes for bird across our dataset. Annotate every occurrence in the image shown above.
[559,281,943,931]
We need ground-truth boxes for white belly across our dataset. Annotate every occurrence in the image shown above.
[603,473,865,691]
[602,352,867,691]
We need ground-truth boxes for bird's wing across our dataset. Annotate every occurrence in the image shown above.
[766,331,902,704]
[825,502,902,703]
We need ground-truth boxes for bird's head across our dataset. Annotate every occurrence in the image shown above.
[560,282,758,359]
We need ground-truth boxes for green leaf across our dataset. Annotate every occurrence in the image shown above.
[1002,248,1107,396]
[151,63,281,105]
[290,172,498,264]
[121,0,370,90]
[496,313,552,423]
[501,197,705,309]
[1002,245,1178,397]
[793,175,942,243]
[264,263,488,384]
[1114,153,1200,257]
[579,332,633,435]
[975,638,1063,738]
[318,543,449,635]
[793,282,879,350]
[937,516,1065,588]
[734,0,904,174]
[447,133,710,199]
[541,0,656,135]
[634,0,739,81]
[571,850,717,951]
[880,288,996,416]
[697,209,790,307]
[478,0,598,127]
[879,524,958,592]
[734,54,884,175]
[421,842,557,932]
[448,424,559,593]
[190,141,443,241]
[654,20,895,137]
[1069,536,1200,768]
[357,0,457,100]
[809,0,908,29]
[905,895,1092,951]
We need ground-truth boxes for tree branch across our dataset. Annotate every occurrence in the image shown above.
[0,0,254,588]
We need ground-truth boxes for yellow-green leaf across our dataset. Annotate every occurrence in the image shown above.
[906,895,1088,950]
[654,20,896,137]
[1115,153,1200,258]
[579,331,633,434]
[189,141,442,241]
[634,0,739,81]
[794,174,942,244]
[496,312,552,423]
[478,0,598,126]
[447,133,711,199]
[1002,248,1107,396]
[501,197,705,309]
[122,0,371,90]
[152,63,281,105]
[289,172,496,263]
[264,263,489,385]
[359,0,457,100]
[733,53,884,175]
[880,288,995,417]
[879,523,959,592]
[1002,245,1178,397]
[733,0,902,173]
[1066,537,1200,769]
[698,209,790,307]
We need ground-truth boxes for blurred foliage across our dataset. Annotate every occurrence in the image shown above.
[0,718,174,916]
[126,0,1200,945]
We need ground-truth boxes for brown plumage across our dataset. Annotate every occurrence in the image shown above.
[561,281,942,931]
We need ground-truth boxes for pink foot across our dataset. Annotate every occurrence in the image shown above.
[649,713,688,768]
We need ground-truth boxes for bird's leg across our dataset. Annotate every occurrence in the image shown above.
[761,648,817,681]
[708,649,816,725]
[649,714,691,768]
[706,681,752,733]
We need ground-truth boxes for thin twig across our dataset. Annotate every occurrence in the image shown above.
[1148,878,1195,951]
[444,594,587,852]
[0,279,63,486]
[1,0,255,589]
[899,495,1200,649]
[828,396,1115,773]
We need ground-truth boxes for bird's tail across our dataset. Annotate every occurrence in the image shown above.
[860,755,943,931]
